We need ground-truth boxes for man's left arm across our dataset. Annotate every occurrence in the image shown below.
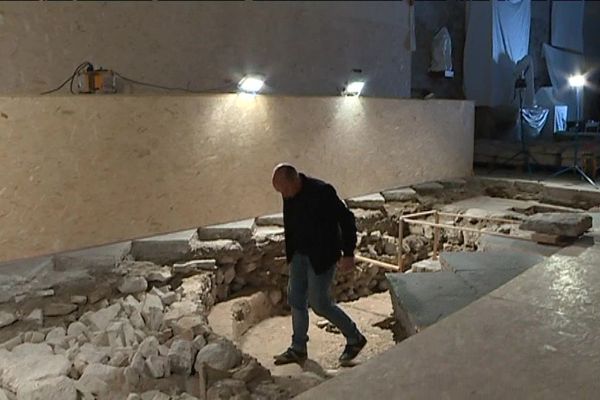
[324,185,357,269]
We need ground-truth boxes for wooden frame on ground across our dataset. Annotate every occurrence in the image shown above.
[356,209,537,273]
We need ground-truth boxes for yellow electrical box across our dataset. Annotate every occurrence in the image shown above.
[76,69,117,94]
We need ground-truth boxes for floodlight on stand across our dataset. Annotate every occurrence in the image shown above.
[238,76,264,93]
[343,81,365,96]
[545,71,597,188]
[568,74,585,88]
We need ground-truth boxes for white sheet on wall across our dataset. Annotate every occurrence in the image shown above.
[464,0,531,107]
[492,0,531,107]
[543,43,584,121]
[536,87,568,138]
[552,0,584,53]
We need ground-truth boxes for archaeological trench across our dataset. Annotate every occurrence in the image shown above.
[0,176,598,400]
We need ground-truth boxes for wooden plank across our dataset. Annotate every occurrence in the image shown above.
[356,254,401,272]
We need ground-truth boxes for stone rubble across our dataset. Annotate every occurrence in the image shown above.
[1,177,545,399]
[0,312,16,329]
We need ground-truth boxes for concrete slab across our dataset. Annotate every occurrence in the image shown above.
[439,178,467,189]
[520,213,592,237]
[299,241,600,399]
[386,272,479,335]
[410,258,442,273]
[54,241,132,271]
[255,213,284,227]
[197,219,256,242]
[541,183,600,209]
[345,193,385,210]
[297,295,600,400]
[477,235,560,257]
[411,181,444,195]
[439,251,543,273]
[490,254,600,318]
[462,207,523,221]
[380,188,417,202]
[131,229,198,265]
[0,256,54,303]
[442,196,537,214]
[0,256,54,281]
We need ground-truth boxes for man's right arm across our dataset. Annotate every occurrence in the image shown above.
[283,201,295,263]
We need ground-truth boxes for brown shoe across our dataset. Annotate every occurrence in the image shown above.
[273,347,307,365]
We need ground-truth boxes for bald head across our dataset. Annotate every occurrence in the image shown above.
[272,163,302,198]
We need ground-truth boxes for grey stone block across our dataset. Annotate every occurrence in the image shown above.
[346,193,385,210]
[131,229,197,264]
[198,219,256,242]
[439,178,467,189]
[411,182,444,195]
[256,213,284,227]
[520,213,592,237]
[386,272,479,335]
[411,258,442,273]
[477,235,559,258]
[381,188,417,202]
[54,242,131,271]
[439,251,543,273]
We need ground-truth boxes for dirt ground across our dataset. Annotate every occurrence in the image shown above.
[208,291,397,392]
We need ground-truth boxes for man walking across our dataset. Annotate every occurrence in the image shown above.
[271,163,367,366]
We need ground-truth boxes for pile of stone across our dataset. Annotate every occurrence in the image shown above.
[0,264,290,400]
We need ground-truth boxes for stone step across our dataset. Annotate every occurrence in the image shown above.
[54,242,131,271]
[386,272,479,336]
[346,193,385,210]
[520,212,592,238]
[131,229,198,265]
[253,226,285,242]
[381,188,417,202]
[477,235,560,257]
[198,219,256,242]
[411,182,444,195]
[388,250,547,335]
[439,251,543,273]
[410,258,442,273]
[255,213,284,227]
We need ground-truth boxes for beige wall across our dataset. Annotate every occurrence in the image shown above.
[0,95,473,263]
[0,1,410,97]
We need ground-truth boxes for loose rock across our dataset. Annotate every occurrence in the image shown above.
[206,379,249,400]
[195,340,242,372]
[70,295,88,305]
[118,276,148,294]
[44,303,78,317]
[0,311,17,328]
[168,339,194,375]
[17,376,77,400]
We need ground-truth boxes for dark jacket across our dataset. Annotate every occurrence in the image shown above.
[283,174,357,274]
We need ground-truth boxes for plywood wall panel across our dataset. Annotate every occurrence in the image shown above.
[0,95,473,262]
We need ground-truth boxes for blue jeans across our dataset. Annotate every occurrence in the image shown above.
[288,253,361,353]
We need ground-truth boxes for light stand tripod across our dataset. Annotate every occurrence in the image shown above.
[546,84,597,187]
[490,77,540,175]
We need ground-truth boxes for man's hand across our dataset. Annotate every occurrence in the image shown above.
[338,256,355,272]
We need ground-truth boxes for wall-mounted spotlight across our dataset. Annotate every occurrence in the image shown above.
[238,75,264,94]
[568,74,586,88]
[342,81,365,96]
